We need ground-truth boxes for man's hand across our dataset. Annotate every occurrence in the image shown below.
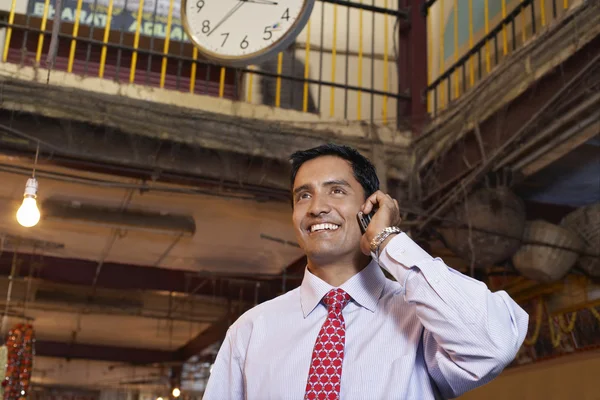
[359,190,402,256]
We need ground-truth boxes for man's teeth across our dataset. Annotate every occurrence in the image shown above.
[310,223,340,232]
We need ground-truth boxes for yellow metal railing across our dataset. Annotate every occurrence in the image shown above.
[382,0,389,123]
[2,0,17,63]
[426,0,573,114]
[67,0,83,73]
[486,275,600,367]
[129,0,146,84]
[160,0,176,89]
[438,0,445,108]
[2,0,405,123]
[238,1,406,123]
[275,52,283,106]
[302,20,312,113]
[35,0,51,64]
[357,2,364,121]
[98,0,114,79]
[329,4,338,117]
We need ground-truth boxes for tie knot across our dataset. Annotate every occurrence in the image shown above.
[323,289,351,311]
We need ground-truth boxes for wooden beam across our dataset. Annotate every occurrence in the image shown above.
[398,0,429,134]
[548,298,600,317]
[0,67,410,165]
[0,109,291,201]
[519,118,600,176]
[511,282,564,303]
[175,254,310,360]
[176,317,233,361]
[42,198,197,237]
[35,340,176,365]
[418,28,600,204]
[0,251,280,304]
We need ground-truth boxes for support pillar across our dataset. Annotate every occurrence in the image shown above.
[398,0,429,136]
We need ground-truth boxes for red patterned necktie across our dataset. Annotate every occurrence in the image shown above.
[305,288,351,400]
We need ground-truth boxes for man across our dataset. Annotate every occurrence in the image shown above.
[204,144,528,400]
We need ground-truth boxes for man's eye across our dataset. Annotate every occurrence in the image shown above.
[332,188,345,194]
[298,193,311,200]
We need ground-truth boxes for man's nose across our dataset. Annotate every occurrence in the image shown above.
[308,195,331,217]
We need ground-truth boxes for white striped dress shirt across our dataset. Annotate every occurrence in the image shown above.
[203,233,529,400]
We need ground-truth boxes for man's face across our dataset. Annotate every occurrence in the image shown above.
[292,156,366,264]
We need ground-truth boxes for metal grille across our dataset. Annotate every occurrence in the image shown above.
[424,0,575,115]
[1,0,409,124]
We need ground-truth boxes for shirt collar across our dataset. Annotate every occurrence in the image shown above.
[299,259,386,318]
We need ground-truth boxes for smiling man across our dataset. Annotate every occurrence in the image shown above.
[203,143,528,400]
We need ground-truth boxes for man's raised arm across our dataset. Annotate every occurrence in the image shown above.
[378,232,528,398]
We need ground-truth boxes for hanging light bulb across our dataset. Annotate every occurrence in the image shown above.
[172,388,181,398]
[16,178,40,228]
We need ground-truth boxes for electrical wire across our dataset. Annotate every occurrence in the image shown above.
[0,163,275,202]
[0,122,291,202]
[0,123,65,154]
[32,141,40,178]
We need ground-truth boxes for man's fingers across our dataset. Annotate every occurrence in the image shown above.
[361,199,372,214]
[362,191,383,214]
[362,190,398,215]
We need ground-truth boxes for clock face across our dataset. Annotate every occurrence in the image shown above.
[182,0,310,63]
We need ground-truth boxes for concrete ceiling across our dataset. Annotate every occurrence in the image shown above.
[5,310,206,351]
[0,152,302,391]
[0,155,303,276]
[32,357,165,392]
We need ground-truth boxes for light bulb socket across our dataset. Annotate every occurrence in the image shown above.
[24,178,38,197]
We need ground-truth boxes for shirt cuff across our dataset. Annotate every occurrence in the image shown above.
[384,232,433,267]
[376,232,434,283]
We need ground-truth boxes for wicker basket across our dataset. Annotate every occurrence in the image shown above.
[512,220,584,283]
[438,187,526,267]
[560,203,600,278]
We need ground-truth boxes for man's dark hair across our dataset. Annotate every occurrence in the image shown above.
[290,143,379,200]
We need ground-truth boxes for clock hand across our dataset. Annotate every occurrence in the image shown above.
[243,0,278,4]
[207,1,246,37]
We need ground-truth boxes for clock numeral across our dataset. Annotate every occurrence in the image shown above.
[196,0,204,12]
[263,26,273,40]
[202,20,210,34]
[240,35,249,49]
[221,32,230,47]
[281,8,290,20]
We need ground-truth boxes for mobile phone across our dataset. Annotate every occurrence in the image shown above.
[357,210,375,234]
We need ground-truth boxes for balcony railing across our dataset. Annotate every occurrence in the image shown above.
[513,296,600,367]
[1,0,409,125]
[424,0,576,116]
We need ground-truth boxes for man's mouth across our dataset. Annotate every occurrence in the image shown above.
[309,223,340,233]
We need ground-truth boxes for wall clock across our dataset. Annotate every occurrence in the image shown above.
[181,0,316,66]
